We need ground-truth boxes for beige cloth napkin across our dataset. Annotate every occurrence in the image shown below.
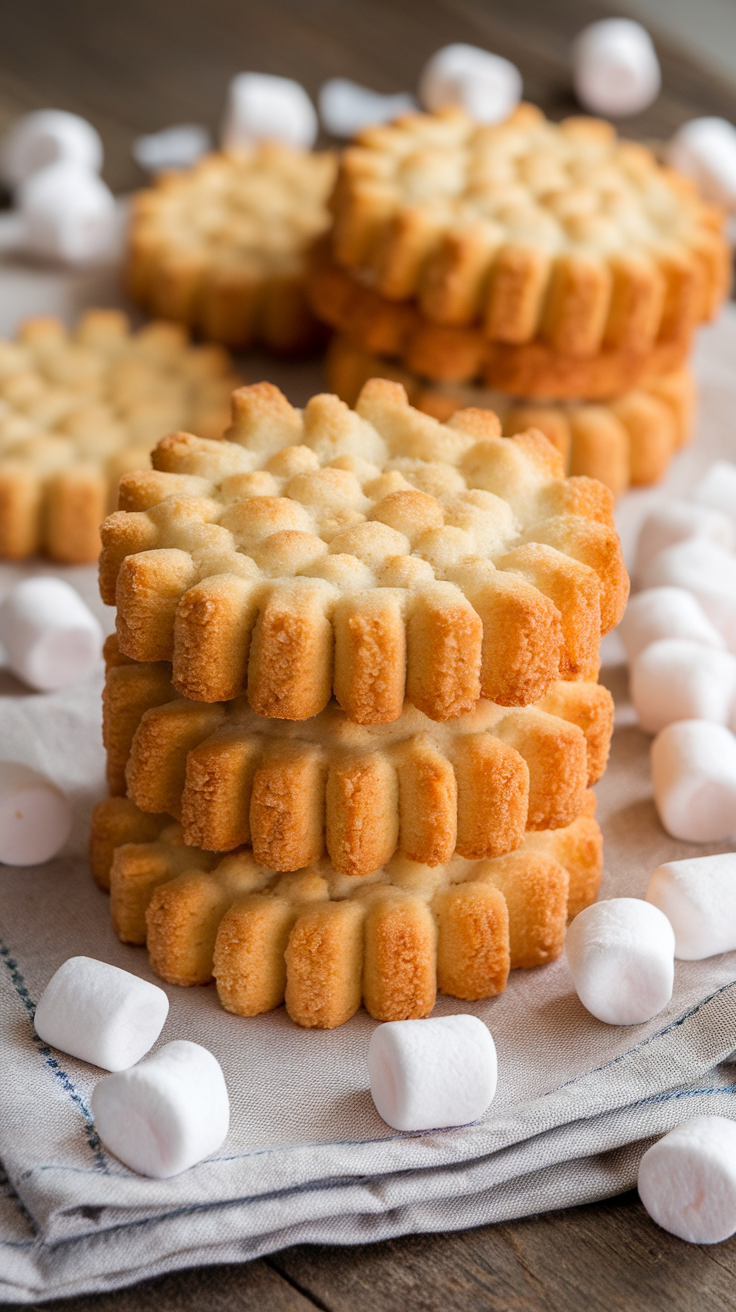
[1,309,736,1303]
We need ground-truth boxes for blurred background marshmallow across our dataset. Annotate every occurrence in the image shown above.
[221,72,318,150]
[572,19,661,117]
[419,44,522,123]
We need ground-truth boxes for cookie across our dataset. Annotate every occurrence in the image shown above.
[327,335,695,497]
[0,311,238,563]
[102,636,613,874]
[90,792,603,1026]
[128,143,336,352]
[328,104,729,353]
[99,379,628,722]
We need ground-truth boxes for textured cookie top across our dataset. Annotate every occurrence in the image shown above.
[329,104,729,351]
[132,144,336,277]
[0,310,237,480]
[101,378,627,722]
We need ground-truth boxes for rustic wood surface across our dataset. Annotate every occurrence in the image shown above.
[2,1,736,1307]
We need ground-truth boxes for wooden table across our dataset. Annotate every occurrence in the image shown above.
[2,2,736,1307]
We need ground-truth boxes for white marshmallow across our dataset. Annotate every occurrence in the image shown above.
[565,899,674,1026]
[572,19,661,118]
[34,957,169,1071]
[630,638,736,734]
[1,110,103,189]
[647,854,736,960]
[419,45,522,124]
[640,538,736,650]
[91,1040,229,1178]
[635,501,736,579]
[0,760,71,866]
[0,577,102,692]
[133,124,211,174]
[651,720,736,842]
[694,460,736,520]
[368,1015,497,1132]
[667,119,736,211]
[618,588,725,664]
[221,73,317,151]
[319,79,416,138]
[18,162,118,265]
[638,1117,736,1243]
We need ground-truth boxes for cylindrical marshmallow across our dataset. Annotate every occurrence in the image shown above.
[221,73,318,151]
[419,45,522,124]
[319,79,416,138]
[638,1117,736,1243]
[565,898,674,1026]
[646,854,736,960]
[694,461,736,520]
[368,1015,497,1132]
[635,501,736,579]
[133,124,211,174]
[1,110,103,189]
[0,577,102,692]
[640,538,736,650]
[0,761,71,866]
[91,1040,229,1178]
[18,162,118,265]
[667,119,736,210]
[630,638,736,734]
[618,588,725,664]
[651,720,736,843]
[572,19,661,118]
[34,957,169,1071]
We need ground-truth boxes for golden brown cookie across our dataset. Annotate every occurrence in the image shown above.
[128,144,336,352]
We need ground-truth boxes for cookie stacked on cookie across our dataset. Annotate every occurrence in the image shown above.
[308,103,730,497]
[92,378,623,1028]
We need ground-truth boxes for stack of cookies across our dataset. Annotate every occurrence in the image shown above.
[90,377,623,1029]
[308,103,730,498]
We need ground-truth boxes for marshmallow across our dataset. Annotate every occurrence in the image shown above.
[0,577,102,692]
[618,588,725,664]
[694,461,736,520]
[133,124,211,174]
[34,957,169,1070]
[565,899,674,1025]
[0,761,71,865]
[640,538,736,650]
[368,1015,497,1132]
[630,638,736,734]
[647,854,736,960]
[18,162,118,265]
[572,19,661,118]
[221,73,318,151]
[91,1040,229,1178]
[651,720,736,842]
[1,110,103,189]
[319,79,416,138]
[635,501,736,579]
[638,1118,736,1243]
[667,119,736,211]
[419,44,522,124]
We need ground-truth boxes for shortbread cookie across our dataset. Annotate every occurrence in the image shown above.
[0,312,238,563]
[329,104,729,354]
[128,144,336,352]
[327,336,695,497]
[90,793,603,1027]
[308,240,697,397]
[99,379,628,722]
[102,637,613,874]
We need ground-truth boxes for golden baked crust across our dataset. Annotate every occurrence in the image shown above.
[102,638,613,874]
[308,239,697,396]
[327,335,695,498]
[90,792,602,1027]
[0,311,238,563]
[328,105,729,354]
[128,144,337,352]
[99,379,628,722]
